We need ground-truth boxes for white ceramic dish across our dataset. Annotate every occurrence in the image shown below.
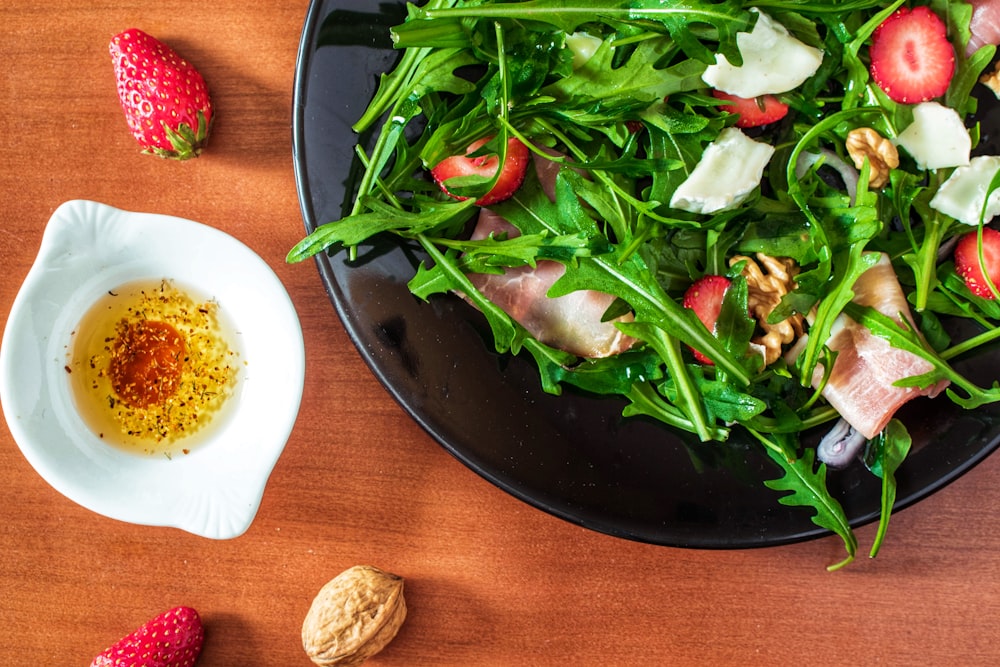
[0,200,305,539]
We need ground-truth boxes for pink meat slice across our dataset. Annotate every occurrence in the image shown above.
[967,0,1000,56]
[467,210,635,358]
[811,254,949,439]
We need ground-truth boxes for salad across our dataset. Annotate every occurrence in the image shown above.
[290,0,1000,569]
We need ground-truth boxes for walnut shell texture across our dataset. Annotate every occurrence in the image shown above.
[302,565,407,666]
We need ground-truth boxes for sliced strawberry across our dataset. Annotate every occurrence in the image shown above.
[430,136,530,206]
[91,606,204,667]
[869,6,955,104]
[954,228,1000,299]
[711,90,789,128]
[681,275,732,364]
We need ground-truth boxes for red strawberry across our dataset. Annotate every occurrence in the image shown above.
[869,7,955,104]
[625,119,645,134]
[954,228,1000,299]
[430,136,530,206]
[711,91,789,128]
[109,29,213,160]
[91,606,204,667]
[681,275,732,364]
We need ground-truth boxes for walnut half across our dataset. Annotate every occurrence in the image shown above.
[302,565,407,666]
[730,253,805,366]
[845,127,899,189]
[980,61,1000,99]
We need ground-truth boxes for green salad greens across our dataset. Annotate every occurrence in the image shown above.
[289,0,1000,569]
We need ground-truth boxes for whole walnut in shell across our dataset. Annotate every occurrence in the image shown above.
[302,565,407,666]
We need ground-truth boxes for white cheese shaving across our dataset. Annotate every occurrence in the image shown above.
[566,32,604,69]
[895,102,971,170]
[701,10,823,98]
[669,127,775,214]
[929,155,1000,225]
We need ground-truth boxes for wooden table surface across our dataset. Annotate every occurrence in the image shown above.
[3,2,1000,665]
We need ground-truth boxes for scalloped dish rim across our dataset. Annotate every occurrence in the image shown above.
[0,200,305,539]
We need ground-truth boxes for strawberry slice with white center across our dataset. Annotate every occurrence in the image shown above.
[954,228,1000,299]
[682,275,732,364]
[869,6,955,104]
[711,90,789,128]
[430,136,530,206]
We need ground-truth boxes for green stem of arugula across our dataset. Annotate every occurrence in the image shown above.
[414,4,746,28]
[973,168,1000,298]
[937,287,996,331]
[909,170,951,313]
[796,352,837,413]
[356,0,460,129]
[640,322,717,442]
[745,404,840,434]
[941,325,1000,361]
[912,213,949,313]
[748,0,897,13]
[627,382,728,442]
[785,107,883,384]
[353,46,428,133]
[354,146,403,208]
[350,110,412,220]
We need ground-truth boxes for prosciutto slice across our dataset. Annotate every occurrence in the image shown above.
[967,0,1000,56]
[461,150,634,358]
[809,254,949,439]
[467,210,635,358]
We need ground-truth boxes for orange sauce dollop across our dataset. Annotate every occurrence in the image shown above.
[68,279,241,456]
[109,320,187,409]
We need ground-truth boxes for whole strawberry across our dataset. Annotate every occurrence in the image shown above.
[91,605,205,667]
[109,29,213,160]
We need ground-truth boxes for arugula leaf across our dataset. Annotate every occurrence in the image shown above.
[864,419,911,558]
[542,36,685,109]
[754,428,858,571]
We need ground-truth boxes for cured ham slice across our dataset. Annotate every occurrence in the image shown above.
[810,254,949,439]
[967,0,1000,56]
[467,210,635,358]
[461,149,633,358]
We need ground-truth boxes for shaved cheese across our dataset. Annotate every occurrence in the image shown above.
[566,32,604,69]
[670,127,775,214]
[929,155,1000,225]
[895,102,971,170]
[702,10,823,98]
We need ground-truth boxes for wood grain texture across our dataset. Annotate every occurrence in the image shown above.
[2,2,1000,665]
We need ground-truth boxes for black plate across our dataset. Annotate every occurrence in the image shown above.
[292,0,1000,548]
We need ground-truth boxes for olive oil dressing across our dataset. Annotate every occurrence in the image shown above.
[67,278,241,456]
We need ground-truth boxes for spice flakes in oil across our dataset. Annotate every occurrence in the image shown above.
[68,278,240,456]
